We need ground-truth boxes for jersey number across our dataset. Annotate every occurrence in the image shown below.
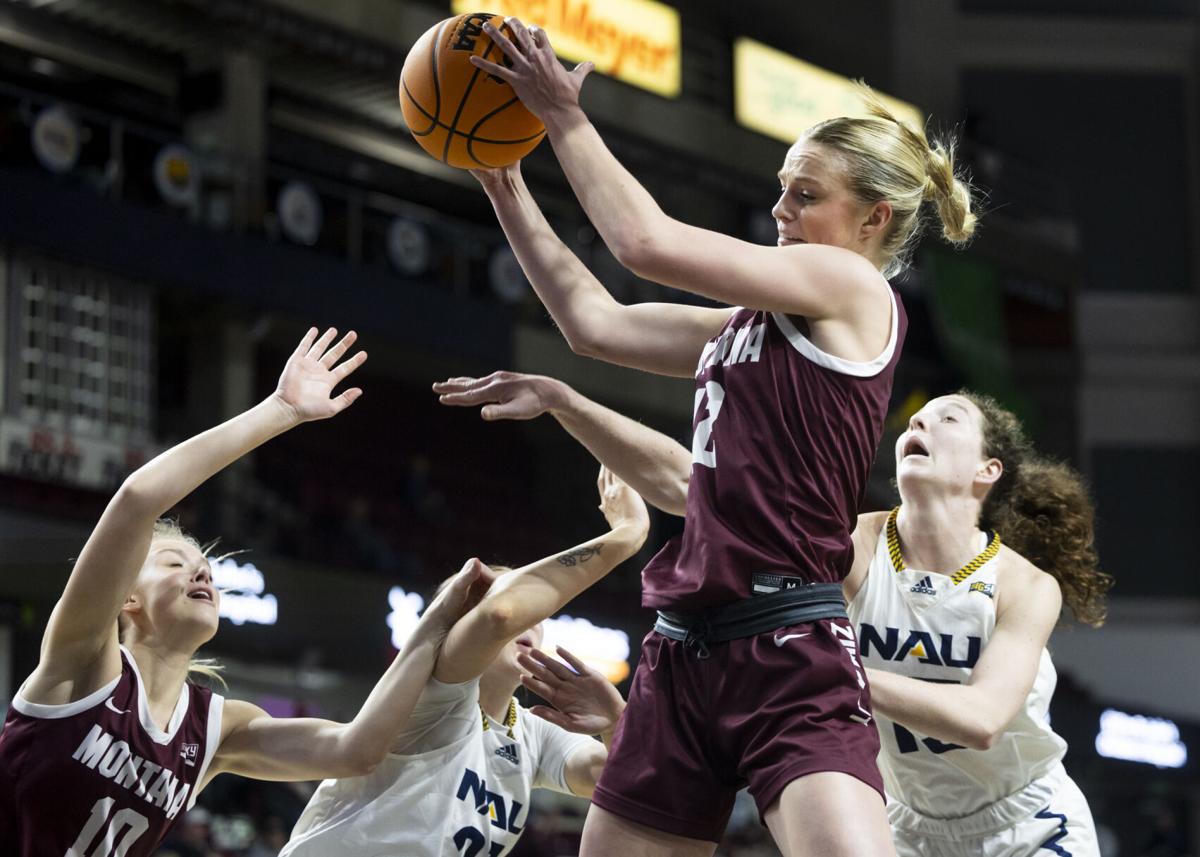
[69,797,150,857]
[691,381,725,468]
[454,826,505,857]
[893,722,966,755]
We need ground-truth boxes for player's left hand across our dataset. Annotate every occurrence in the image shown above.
[273,327,368,423]
[519,646,625,736]
[469,18,594,123]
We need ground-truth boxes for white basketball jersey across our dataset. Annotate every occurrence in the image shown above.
[281,676,594,857]
[847,516,1067,818]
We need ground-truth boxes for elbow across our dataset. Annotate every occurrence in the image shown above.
[480,599,523,642]
[609,234,657,278]
[564,328,604,360]
[110,479,160,519]
[962,723,1003,752]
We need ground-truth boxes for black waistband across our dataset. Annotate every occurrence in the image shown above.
[654,583,846,658]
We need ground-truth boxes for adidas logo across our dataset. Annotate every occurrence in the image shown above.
[494,743,520,765]
[909,575,937,595]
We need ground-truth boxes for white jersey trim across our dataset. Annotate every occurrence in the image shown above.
[769,286,899,378]
[122,645,192,745]
[189,692,225,809]
[11,671,121,719]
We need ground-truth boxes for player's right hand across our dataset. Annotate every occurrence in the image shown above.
[597,466,649,539]
[411,558,499,647]
[432,371,566,421]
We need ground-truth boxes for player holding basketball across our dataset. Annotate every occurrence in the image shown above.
[281,467,648,856]
[844,392,1109,857]
[460,17,976,856]
[0,327,489,856]
[437,376,1109,857]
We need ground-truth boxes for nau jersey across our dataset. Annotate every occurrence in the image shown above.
[643,293,906,610]
[847,518,1067,818]
[282,676,595,857]
[0,646,224,856]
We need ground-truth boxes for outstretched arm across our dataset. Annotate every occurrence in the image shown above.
[25,328,366,701]
[866,565,1062,751]
[434,467,650,684]
[206,561,489,783]
[472,20,887,321]
[434,372,690,516]
[474,163,732,377]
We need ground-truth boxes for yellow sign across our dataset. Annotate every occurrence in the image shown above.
[734,37,924,144]
[450,0,680,97]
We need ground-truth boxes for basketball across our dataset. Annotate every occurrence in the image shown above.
[399,13,546,169]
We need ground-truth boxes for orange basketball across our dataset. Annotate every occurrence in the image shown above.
[399,13,546,169]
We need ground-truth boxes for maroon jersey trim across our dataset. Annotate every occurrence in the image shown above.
[11,671,121,720]
[188,693,226,811]
[768,287,899,378]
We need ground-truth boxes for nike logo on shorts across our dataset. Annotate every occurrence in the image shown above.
[773,632,810,646]
[105,697,130,715]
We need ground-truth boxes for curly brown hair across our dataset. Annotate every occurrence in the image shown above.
[961,391,1113,627]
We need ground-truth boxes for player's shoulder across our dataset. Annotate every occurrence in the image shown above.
[995,545,1062,615]
[852,510,891,554]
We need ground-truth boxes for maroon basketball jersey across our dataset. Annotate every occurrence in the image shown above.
[0,646,224,856]
[642,292,906,609]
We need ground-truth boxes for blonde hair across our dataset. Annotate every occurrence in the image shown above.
[795,83,977,278]
[116,518,228,689]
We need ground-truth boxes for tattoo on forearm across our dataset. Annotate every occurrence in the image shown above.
[556,545,603,567]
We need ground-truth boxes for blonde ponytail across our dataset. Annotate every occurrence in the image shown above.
[924,141,977,244]
[797,82,978,277]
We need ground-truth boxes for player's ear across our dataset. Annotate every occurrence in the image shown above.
[976,457,1003,487]
[861,200,893,239]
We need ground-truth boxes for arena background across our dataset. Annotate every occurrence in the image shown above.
[0,0,1197,854]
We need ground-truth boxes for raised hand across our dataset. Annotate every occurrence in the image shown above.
[468,18,594,123]
[597,466,649,538]
[519,646,624,737]
[432,371,566,421]
[410,559,499,648]
[274,327,367,423]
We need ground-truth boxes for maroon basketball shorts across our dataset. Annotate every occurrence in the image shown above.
[591,617,884,842]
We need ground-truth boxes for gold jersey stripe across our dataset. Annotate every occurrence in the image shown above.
[886,507,1001,586]
[480,697,519,739]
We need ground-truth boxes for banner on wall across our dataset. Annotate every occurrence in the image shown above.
[450,0,681,97]
[734,37,923,144]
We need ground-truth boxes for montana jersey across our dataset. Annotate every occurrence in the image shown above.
[847,516,1067,817]
[281,676,595,857]
[642,291,906,609]
[0,646,224,856]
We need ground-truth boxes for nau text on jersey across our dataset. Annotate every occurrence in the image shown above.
[72,724,192,819]
[456,768,525,834]
[696,321,766,374]
[858,623,982,669]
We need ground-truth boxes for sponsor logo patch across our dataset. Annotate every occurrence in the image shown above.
[969,581,995,599]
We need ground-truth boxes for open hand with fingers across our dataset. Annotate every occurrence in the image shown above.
[273,327,368,424]
[469,18,594,124]
[519,646,625,737]
[433,370,568,421]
